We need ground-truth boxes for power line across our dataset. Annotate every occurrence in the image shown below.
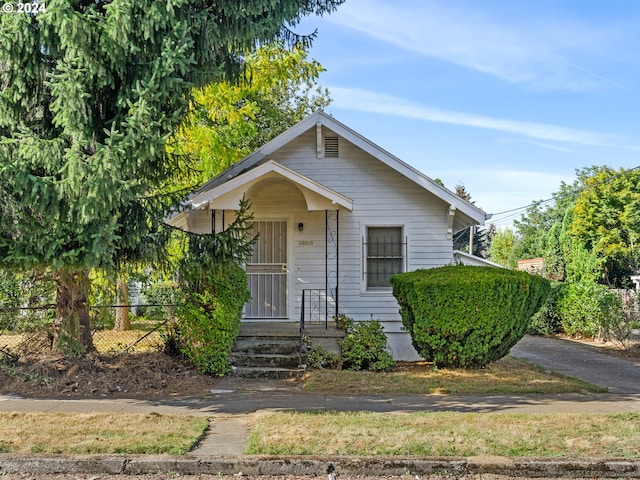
[487,164,640,225]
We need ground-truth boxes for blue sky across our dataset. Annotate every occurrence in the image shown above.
[297,0,640,228]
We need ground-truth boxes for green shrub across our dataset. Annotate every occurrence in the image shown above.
[304,340,341,369]
[528,282,564,335]
[141,280,181,321]
[304,316,395,372]
[557,281,623,339]
[339,317,395,372]
[175,265,249,375]
[612,292,640,349]
[391,265,550,369]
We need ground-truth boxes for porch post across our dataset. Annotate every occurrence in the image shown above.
[325,209,328,328]
[335,209,339,318]
[325,209,340,326]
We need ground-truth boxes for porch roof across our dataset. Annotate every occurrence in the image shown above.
[173,160,353,223]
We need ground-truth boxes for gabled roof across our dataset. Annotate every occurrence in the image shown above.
[192,111,485,226]
[190,160,353,211]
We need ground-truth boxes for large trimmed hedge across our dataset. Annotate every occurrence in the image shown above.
[390,265,550,368]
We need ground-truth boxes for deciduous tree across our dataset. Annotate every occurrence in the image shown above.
[569,166,640,285]
[489,228,519,268]
[173,41,331,186]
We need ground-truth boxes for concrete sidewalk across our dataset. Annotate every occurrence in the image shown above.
[2,388,639,418]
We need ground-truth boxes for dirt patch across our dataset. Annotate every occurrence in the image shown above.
[0,352,221,398]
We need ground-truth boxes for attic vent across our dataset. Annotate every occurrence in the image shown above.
[324,136,339,157]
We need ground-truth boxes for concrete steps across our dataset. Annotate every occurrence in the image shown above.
[230,322,344,379]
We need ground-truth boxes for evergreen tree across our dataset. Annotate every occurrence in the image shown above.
[451,182,492,258]
[0,0,343,354]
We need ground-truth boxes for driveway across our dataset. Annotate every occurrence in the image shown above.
[511,335,640,394]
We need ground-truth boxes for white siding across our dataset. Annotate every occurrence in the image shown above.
[246,129,453,360]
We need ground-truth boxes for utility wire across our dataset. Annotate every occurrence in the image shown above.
[487,164,640,226]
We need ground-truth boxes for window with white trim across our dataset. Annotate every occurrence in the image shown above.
[364,226,404,289]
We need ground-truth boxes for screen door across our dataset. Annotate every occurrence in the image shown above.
[245,220,288,318]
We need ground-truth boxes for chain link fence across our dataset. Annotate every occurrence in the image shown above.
[0,303,177,359]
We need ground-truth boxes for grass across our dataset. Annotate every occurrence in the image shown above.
[246,411,640,459]
[0,412,209,455]
[92,330,163,353]
[0,330,163,354]
[303,356,607,395]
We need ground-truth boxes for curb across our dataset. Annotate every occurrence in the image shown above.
[1,455,640,478]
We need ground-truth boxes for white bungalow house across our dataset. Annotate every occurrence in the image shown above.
[167,111,487,360]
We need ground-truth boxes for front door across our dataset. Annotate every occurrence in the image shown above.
[245,220,288,318]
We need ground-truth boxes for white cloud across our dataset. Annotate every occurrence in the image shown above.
[496,138,573,153]
[329,86,624,148]
[438,169,574,227]
[330,0,626,91]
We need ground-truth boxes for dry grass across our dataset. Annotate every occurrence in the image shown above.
[303,356,606,395]
[0,412,209,455]
[92,330,163,353]
[0,330,162,356]
[246,411,640,458]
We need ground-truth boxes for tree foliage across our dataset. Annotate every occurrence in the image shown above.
[569,166,640,284]
[488,228,519,268]
[510,178,581,265]
[173,41,331,186]
[0,0,343,354]
[492,165,639,287]
[170,197,254,374]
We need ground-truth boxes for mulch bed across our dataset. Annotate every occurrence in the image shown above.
[0,352,218,398]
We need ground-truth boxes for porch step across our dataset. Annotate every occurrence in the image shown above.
[230,324,303,378]
[230,352,300,368]
[229,322,345,379]
[230,366,306,379]
[233,338,300,356]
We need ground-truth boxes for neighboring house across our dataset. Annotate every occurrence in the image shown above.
[167,111,486,360]
[453,250,504,268]
[517,258,545,276]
